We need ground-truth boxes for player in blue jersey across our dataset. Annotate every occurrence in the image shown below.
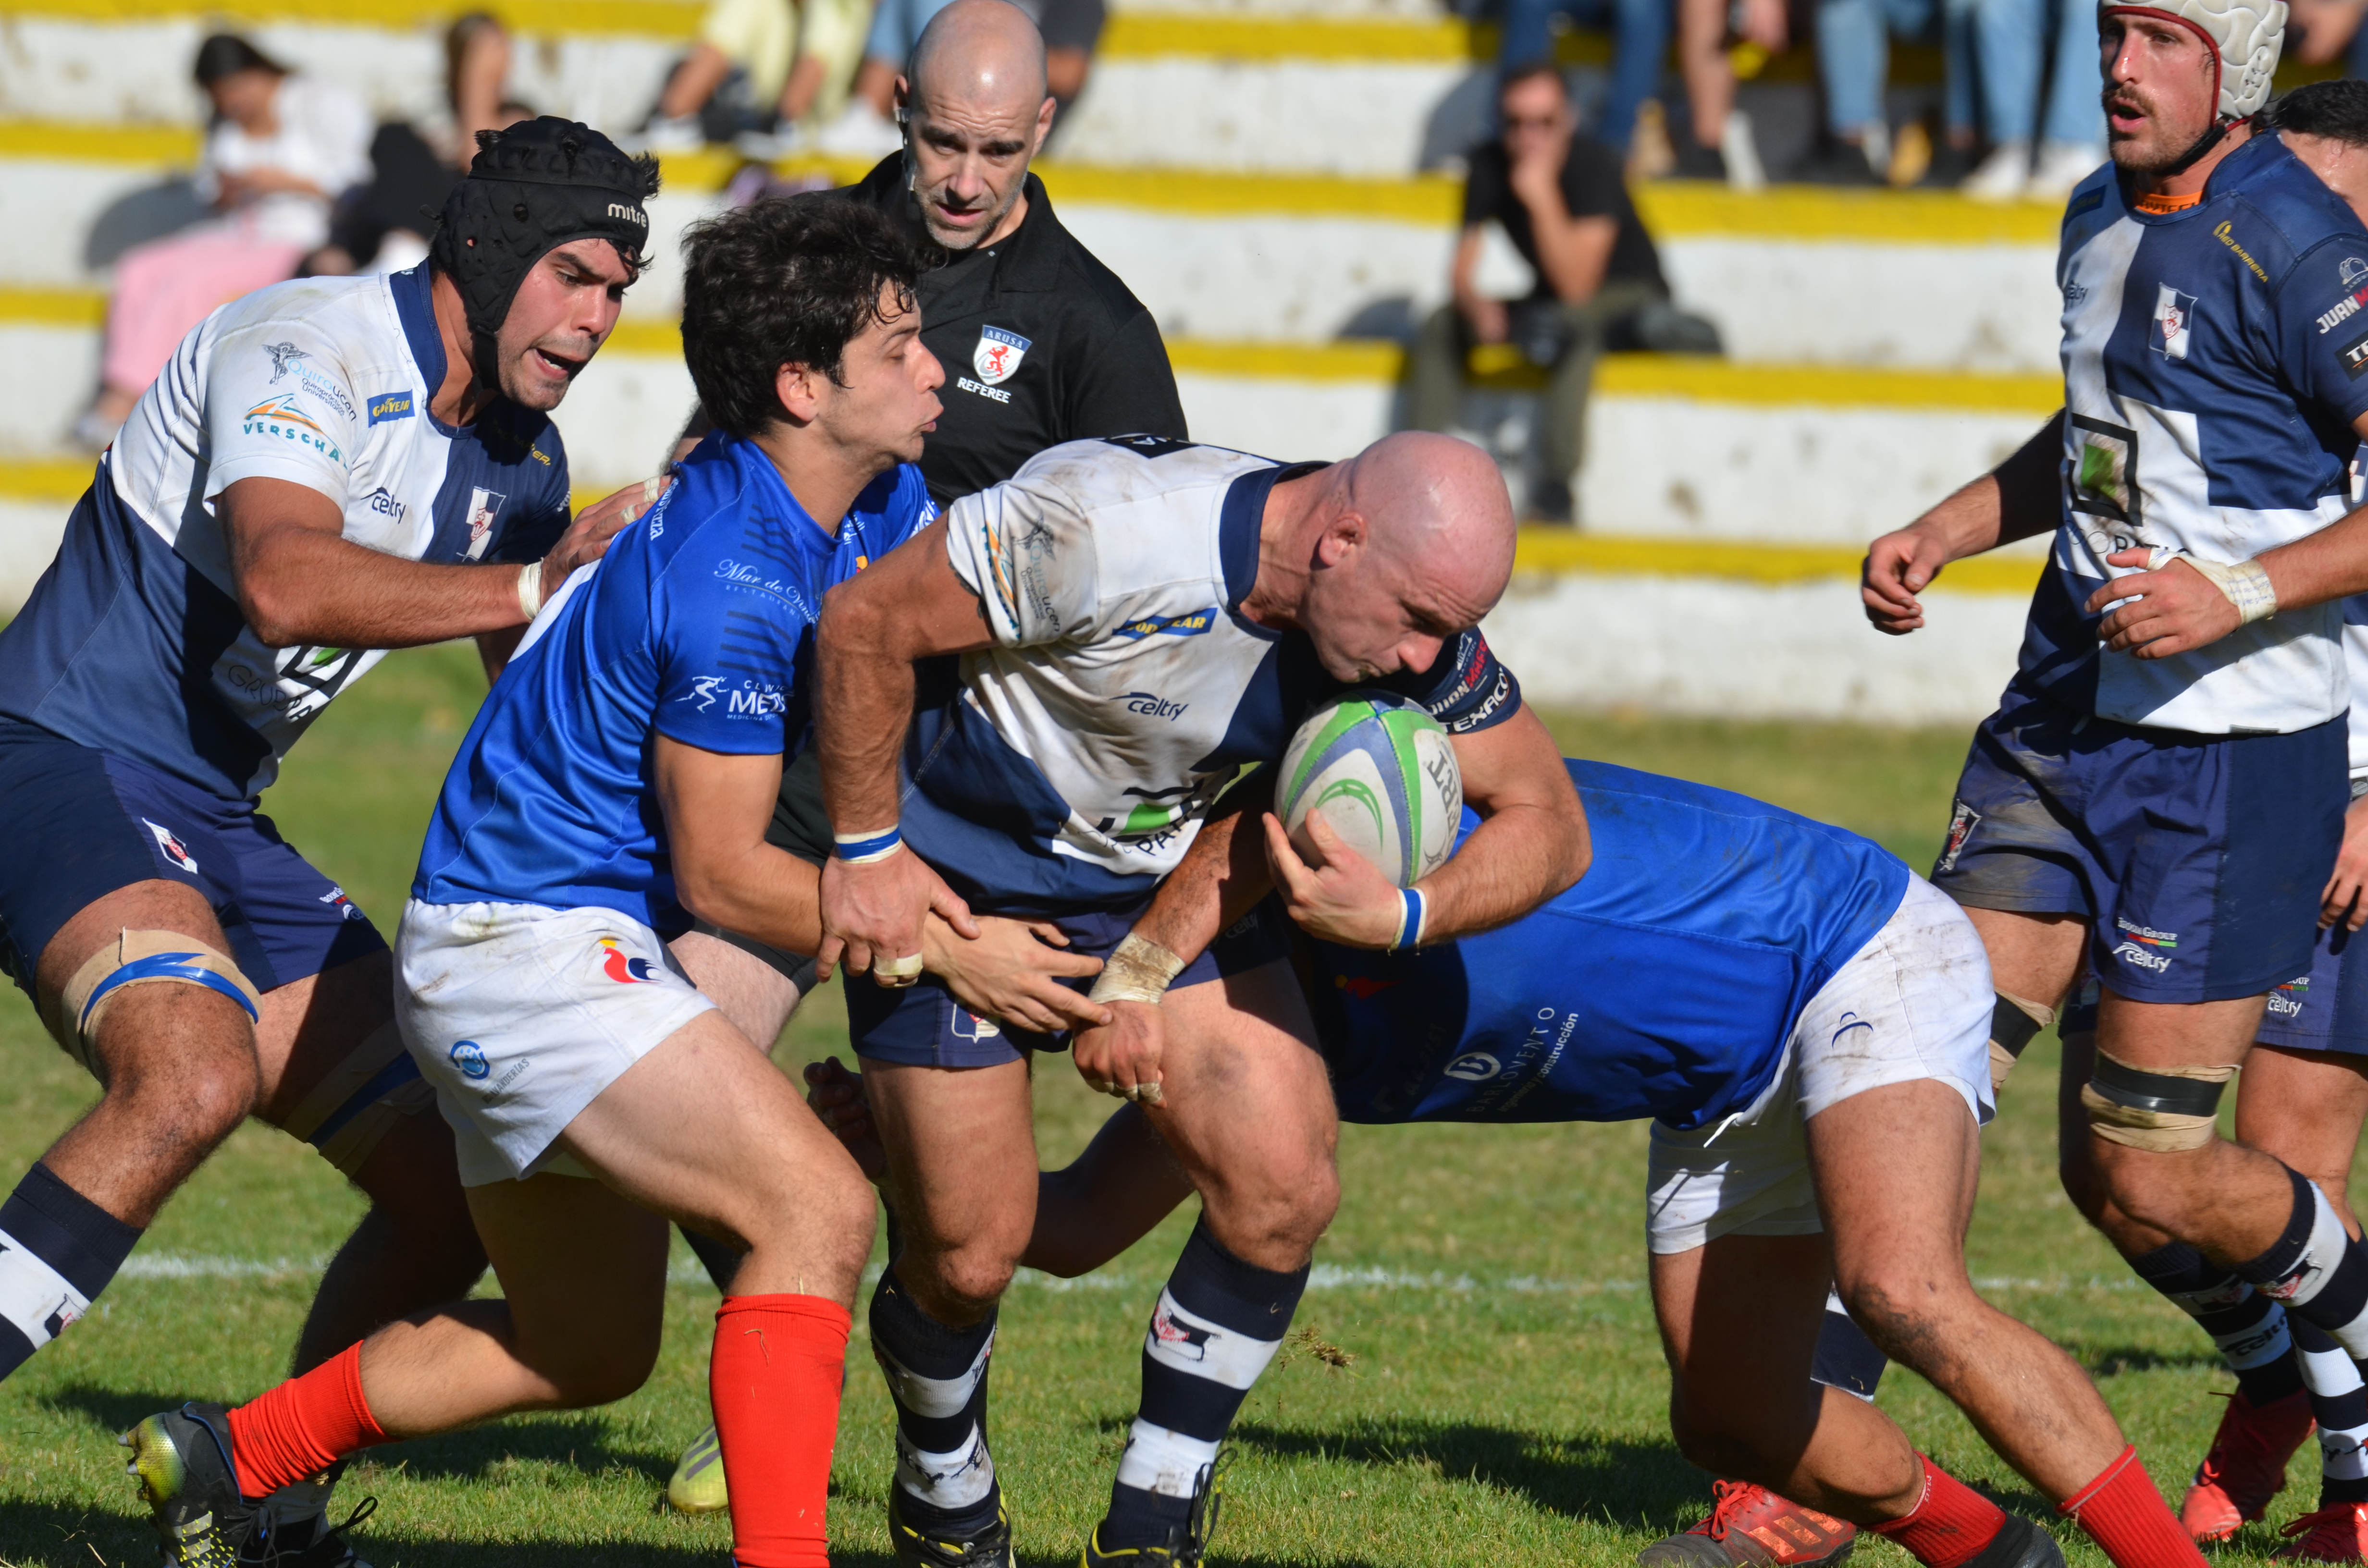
[115,196,1107,1568]
[0,118,661,1560]
[803,760,2206,1568]
[805,429,1585,1568]
[1861,0,2368,1554]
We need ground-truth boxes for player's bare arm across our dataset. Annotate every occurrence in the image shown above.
[1267,704,1589,949]
[1449,228,1508,344]
[1862,410,2064,634]
[812,529,991,979]
[2093,409,2368,658]
[657,736,1107,1033]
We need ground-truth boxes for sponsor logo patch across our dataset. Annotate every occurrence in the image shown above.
[2319,258,2368,333]
[450,1040,491,1080]
[1443,1051,1501,1082]
[465,488,506,560]
[2152,284,2196,360]
[1150,1303,1214,1359]
[1937,800,1982,873]
[368,390,415,424]
[2342,331,2368,380]
[141,818,199,875]
[265,342,306,380]
[1114,609,1217,639]
[597,937,657,984]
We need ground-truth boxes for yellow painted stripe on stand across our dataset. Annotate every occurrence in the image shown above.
[12,0,705,37]
[0,288,107,327]
[1514,529,2045,594]
[0,122,202,166]
[1633,181,2066,243]
[0,458,97,502]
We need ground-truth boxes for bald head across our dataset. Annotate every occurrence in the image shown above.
[898,0,1054,250]
[908,0,1048,119]
[1266,430,1515,685]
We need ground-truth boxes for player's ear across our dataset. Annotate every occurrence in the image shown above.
[1032,95,1055,153]
[776,361,825,424]
[1314,510,1367,569]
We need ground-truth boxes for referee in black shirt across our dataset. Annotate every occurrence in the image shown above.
[676,0,1185,509]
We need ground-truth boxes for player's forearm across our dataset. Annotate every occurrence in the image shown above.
[1126,800,1275,965]
[675,844,826,956]
[1418,799,1589,943]
[814,597,918,834]
[2261,503,2368,613]
[1910,412,2063,562]
[236,527,528,648]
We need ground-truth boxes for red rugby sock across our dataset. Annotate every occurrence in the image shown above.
[1871,1453,2008,1568]
[225,1341,388,1499]
[2060,1445,2207,1568]
[712,1292,851,1568]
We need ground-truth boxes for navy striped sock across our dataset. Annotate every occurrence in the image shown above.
[1103,1219,1307,1551]
[2235,1169,2368,1359]
[0,1163,140,1378]
[2292,1319,2368,1506]
[2129,1239,2304,1407]
[870,1267,1000,1537]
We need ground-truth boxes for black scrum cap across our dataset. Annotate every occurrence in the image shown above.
[429,117,661,385]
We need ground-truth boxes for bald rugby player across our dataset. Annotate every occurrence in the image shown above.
[810,430,1588,1566]
[0,118,660,1562]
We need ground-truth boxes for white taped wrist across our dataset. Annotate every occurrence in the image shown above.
[518,562,544,622]
[1088,933,1188,1006]
[2148,547,2276,625]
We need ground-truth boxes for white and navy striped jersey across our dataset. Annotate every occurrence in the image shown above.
[2019,135,2368,734]
[905,436,1523,912]
[0,265,570,800]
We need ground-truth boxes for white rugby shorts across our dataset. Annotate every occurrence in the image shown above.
[396,899,715,1187]
[1645,874,1994,1254]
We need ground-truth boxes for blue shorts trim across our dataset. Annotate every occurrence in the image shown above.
[848,898,1294,1069]
[1928,694,2345,1004]
[0,720,386,1001]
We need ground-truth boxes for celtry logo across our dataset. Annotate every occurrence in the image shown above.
[1122,691,1189,721]
[141,818,199,874]
[450,1040,491,1080]
[598,937,657,983]
[368,390,414,424]
[972,326,1031,386]
[2113,942,2172,973]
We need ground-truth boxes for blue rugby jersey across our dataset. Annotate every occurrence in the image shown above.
[901,436,1524,913]
[0,265,571,800]
[1309,760,1911,1132]
[412,433,934,931]
[2020,135,2368,734]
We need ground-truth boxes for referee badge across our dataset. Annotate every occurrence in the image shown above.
[973,326,1031,385]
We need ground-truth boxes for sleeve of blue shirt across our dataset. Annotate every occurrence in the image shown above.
[648,511,807,757]
[2281,233,2368,427]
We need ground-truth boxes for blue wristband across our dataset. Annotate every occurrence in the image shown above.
[833,826,902,865]
[1391,887,1427,952]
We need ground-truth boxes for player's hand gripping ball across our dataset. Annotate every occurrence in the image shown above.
[1276,692,1461,888]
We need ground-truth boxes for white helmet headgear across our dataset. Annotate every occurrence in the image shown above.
[2099,0,2286,120]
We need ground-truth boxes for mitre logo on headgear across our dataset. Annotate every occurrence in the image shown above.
[974,326,1030,386]
[606,202,647,227]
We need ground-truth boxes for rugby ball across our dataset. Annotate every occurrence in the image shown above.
[1276,692,1462,887]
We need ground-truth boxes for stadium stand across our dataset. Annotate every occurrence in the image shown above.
[0,0,2104,721]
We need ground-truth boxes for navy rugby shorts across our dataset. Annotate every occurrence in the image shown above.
[1929,691,2344,1005]
[848,898,1293,1069]
[0,719,385,1000]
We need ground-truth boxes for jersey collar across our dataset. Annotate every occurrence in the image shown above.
[1218,460,1332,614]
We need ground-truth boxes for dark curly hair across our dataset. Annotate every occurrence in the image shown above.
[680,196,929,440]
[2267,79,2368,145]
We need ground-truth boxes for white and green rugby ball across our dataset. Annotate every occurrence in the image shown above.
[1276,692,1462,888]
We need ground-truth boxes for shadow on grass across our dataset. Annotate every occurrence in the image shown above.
[37,1386,674,1488]
[1233,1416,1703,1531]
[2076,1345,2229,1377]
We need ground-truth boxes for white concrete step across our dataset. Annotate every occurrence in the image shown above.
[0,131,2066,373]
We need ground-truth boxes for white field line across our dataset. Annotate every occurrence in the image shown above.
[110,1253,2152,1298]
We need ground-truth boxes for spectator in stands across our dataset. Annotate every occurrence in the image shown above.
[1949,0,2107,199]
[1802,0,1936,182]
[1669,0,1786,180]
[74,34,370,448]
[1409,61,1715,524]
[307,13,530,276]
[1498,0,1669,151]
[2284,0,2368,84]
[837,0,1105,149]
[639,0,798,150]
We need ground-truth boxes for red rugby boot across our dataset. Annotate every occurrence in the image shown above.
[2182,1389,2316,1542]
[1638,1481,1858,1568]
[2275,1502,2368,1563]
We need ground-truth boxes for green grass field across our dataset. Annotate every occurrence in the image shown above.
[0,645,2335,1566]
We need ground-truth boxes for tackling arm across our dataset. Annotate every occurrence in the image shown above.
[222,475,660,649]
[811,526,994,979]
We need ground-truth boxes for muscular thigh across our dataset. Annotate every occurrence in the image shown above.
[864,1056,1038,1254]
[1149,960,1337,1199]
[464,1172,671,1372]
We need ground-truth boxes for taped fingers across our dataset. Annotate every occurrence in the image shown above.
[47,928,263,1074]
[2080,1049,2233,1152]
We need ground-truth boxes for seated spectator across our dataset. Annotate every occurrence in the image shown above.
[835,0,1100,150]
[639,0,798,150]
[1671,0,1786,181]
[1408,61,1717,524]
[1949,0,2106,199]
[2285,0,2368,86]
[75,34,369,448]
[774,0,875,137]
[1802,0,1935,182]
[1498,0,1670,152]
[308,13,530,276]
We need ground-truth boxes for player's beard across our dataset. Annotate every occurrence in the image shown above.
[502,333,596,411]
[2104,80,2216,175]
[919,176,1025,252]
